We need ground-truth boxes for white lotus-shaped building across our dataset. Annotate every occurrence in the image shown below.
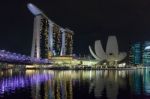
[89,36,127,66]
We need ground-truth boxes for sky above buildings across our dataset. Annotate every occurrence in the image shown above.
[0,0,150,55]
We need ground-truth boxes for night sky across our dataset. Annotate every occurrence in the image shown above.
[0,0,150,56]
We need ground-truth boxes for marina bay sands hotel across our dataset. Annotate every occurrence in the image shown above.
[27,3,73,59]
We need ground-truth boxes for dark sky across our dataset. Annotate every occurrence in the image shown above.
[0,0,150,55]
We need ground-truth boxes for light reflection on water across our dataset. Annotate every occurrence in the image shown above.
[0,69,150,99]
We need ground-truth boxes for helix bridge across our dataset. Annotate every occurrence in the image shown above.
[0,50,51,64]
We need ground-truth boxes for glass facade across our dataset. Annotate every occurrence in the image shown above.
[143,41,150,66]
[129,41,150,66]
[129,42,142,65]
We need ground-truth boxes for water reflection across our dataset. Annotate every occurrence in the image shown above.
[89,70,127,99]
[0,70,53,94]
[130,69,150,96]
[143,69,150,95]
[0,69,150,99]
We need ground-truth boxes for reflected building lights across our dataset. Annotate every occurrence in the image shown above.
[89,70,128,99]
[1,70,150,98]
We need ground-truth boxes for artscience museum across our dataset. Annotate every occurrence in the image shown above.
[89,36,127,66]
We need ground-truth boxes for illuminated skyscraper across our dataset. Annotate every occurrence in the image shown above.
[52,24,62,56]
[31,15,50,59]
[64,29,73,56]
[129,42,142,65]
[129,41,150,66]
[143,41,150,66]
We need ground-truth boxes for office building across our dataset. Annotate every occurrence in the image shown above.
[129,42,142,65]
[143,41,150,66]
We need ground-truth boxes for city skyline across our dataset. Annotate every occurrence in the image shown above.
[0,0,150,55]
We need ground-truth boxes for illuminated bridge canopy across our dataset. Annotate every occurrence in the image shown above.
[0,50,51,64]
